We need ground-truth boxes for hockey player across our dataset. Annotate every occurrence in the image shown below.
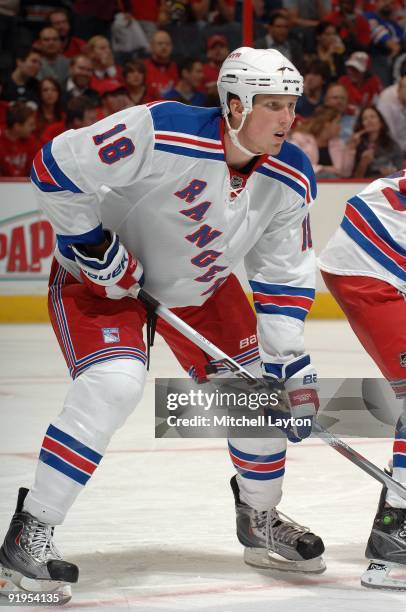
[318,170,406,590]
[0,48,324,600]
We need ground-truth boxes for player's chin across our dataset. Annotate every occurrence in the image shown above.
[267,141,284,156]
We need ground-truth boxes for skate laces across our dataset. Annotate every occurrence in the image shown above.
[26,518,62,562]
[252,508,309,550]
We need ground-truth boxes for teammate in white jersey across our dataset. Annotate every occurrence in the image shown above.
[0,48,324,600]
[319,171,406,590]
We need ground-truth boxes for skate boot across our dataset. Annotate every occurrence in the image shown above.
[230,476,326,572]
[0,488,78,604]
[361,480,406,590]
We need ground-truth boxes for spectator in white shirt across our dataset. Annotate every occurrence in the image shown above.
[377,75,406,156]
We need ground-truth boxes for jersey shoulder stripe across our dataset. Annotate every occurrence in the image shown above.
[149,101,225,161]
[256,142,316,204]
[31,140,83,193]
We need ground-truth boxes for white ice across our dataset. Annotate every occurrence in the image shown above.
[1,321,405,611]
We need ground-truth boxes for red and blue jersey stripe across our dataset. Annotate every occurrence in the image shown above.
[341,195,406,283]
[390,378,406,399]
[149,102,225,161]
[40,424,102,485]
[228,442,286,480]
[256,142,316,204]
[393,427,406,469]
[249,280,315,321]
[31,140,83,193]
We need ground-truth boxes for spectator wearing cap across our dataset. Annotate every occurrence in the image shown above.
[0,102,37,177]
[123,60,154,106]
[36,27,70,88]
[87,36,124,96]
[377,75,406,155]
[97,81,132,119]
[295,60,330,118]
[64,55,100,106]
[254,11,302,69]
[202,35,229,98]
[49,8,86,59]
[164,58,207,106]
[338,51,382,109]
[324,81,357,143]
[1,49,41,104]
[324,0,371,54]
[144,30,178,100]
[40,96,98,144]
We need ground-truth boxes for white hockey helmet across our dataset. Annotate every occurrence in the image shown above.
[217,47,303,116]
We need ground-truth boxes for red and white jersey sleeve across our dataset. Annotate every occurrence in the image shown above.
[31,105,154,247]
[318,171,406,294]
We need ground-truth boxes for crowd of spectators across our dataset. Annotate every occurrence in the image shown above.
[0,0,405,179]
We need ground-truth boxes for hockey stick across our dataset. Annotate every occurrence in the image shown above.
[138,289,406,502]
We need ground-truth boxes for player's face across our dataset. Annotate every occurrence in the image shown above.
[239,94,297,156]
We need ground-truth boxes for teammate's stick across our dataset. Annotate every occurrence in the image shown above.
[138,288,406,502]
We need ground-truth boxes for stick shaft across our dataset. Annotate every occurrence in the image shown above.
[139,290,406,500]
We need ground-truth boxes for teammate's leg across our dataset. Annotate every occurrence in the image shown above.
[322,271,406,586]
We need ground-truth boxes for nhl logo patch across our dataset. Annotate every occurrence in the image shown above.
[400,352,406,367]
[102,328,120,343]
[230,175,243,189]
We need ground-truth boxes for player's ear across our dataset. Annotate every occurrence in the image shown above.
[229,96,244,119]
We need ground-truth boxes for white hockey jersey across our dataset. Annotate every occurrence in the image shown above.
[319,171,406,295]
[31,101,317,367]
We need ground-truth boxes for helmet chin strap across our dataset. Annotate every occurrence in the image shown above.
[224,108,261,158]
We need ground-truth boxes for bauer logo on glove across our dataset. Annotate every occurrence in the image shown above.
[72,230,144,300]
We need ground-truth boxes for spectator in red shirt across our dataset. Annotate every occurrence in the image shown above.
[49,8,86,59]
[144,30,178,100]
[324,0,371,53]
[35,78,65,142]
[0,102,37,177]
[41,96,98,144]
[338,51,382,108]
[202,35,229,98]
[87,36,124,96]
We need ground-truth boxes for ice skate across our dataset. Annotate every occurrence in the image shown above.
[0,488,78,604]
[230,476,326,573]
[361,480,406,590]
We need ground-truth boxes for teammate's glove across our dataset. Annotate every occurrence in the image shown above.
[263,356,319,442]
[71,231,144,300]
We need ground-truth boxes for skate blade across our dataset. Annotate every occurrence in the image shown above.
[0,565,72,604]
[361,560,406,591]
[244,547,326,573]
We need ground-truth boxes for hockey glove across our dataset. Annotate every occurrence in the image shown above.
[263,356,319,442]
[71,231,144,300]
